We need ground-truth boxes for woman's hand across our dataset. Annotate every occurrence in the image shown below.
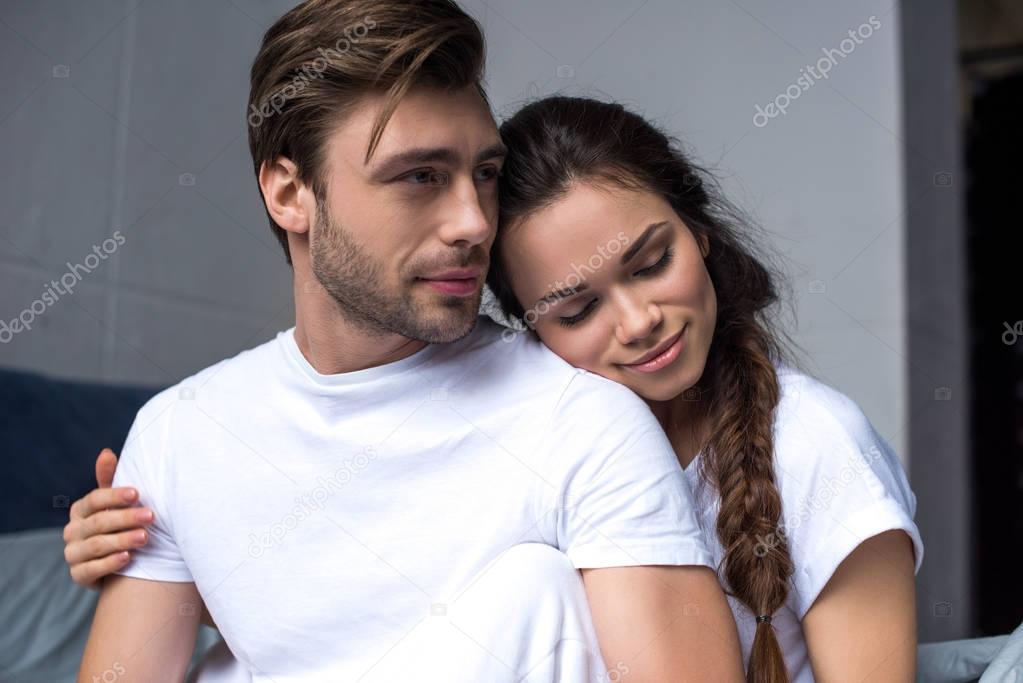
[63,448,154,589]
[64,449,218,630]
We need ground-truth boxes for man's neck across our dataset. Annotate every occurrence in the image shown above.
[292,280,429,376]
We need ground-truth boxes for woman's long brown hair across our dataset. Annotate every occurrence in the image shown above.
[486,96,797,682]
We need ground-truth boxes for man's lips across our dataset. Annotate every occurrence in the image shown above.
[416,268,482,297]
[418,267,482,281]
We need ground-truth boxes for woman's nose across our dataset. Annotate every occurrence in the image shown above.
[614,296,663,346]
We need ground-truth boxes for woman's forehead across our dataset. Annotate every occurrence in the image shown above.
[507,182,666,258]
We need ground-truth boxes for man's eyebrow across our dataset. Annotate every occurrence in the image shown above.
[533,221,671,307]
[369,142,507,180]
[475,142,508,164]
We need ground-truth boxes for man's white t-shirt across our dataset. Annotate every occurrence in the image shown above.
[112,316,713,682]
[682,364,925,682]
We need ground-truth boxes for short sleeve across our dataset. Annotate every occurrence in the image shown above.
[111,391,193,583]
[540,371,713,570]
[774,374,924,617]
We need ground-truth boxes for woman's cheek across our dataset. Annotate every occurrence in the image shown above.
[545,325,601,372]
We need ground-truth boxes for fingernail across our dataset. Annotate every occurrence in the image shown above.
[122,489,137,502]
[136,509,153,523]
[132,530,147,544]
[118,551,130,562]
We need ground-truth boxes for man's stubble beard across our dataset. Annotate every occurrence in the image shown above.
[309,197,483,344]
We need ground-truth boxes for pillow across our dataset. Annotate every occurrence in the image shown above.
[0,526,219,682]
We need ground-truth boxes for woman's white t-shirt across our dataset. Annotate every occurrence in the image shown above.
[682,365,924,682]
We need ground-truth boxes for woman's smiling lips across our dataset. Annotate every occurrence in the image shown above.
[620,326,687,373]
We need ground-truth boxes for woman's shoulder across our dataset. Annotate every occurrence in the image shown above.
[767,363,923,616]
[769,362,918,521]
[772,363,882,457]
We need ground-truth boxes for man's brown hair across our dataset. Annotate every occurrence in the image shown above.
[246,0,489,263]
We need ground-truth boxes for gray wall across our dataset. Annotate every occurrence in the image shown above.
[1,0,967,641]
[1,0,911,449]
[1,0,295,386]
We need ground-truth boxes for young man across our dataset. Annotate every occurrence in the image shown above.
[72,1,744,680]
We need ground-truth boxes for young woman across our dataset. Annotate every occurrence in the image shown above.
[484,96,922,682]
[64,95,922,681]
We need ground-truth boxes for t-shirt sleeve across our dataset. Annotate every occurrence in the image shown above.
[775,374,924,618]
[540,370,713,570]
[110,391,193,583]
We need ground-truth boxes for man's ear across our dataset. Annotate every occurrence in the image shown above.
[259,156,314,236]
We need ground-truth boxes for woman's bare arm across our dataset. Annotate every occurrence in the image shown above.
[802,530,917,681]
[581,564,744,681]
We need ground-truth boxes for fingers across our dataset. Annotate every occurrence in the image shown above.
[95,448,119,489]
[69,485,140,521]
[65,506,153,541]
[65,527,149,567]
[69,550,133,589]
[66,449,148,590]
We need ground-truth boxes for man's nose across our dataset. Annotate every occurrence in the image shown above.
[437,176,494,248]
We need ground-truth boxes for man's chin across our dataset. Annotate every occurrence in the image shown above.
[407,292,481,343]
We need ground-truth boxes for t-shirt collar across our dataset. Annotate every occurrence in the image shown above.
[277,326,446,387]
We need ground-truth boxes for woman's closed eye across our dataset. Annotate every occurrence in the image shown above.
[556,247,675,328]
[635,246,674,277]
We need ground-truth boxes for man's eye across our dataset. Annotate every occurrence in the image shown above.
[475,166,501,182]
[402,169,448,185]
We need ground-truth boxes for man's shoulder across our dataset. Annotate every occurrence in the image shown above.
[437,316,579,381]
[446,318,653,423]
[453,318,639,392]
[133,330,284,425]
[553,367,658,424]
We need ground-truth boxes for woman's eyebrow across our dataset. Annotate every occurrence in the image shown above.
[620,221,671,265]
[533,220,672,307]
